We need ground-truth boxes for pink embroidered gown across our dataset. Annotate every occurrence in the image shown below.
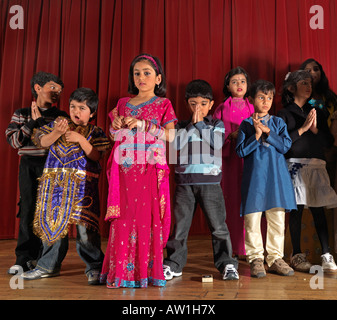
[101,96,177,288]
[213,97,254,256]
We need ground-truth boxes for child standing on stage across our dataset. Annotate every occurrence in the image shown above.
[163,79,239,281]
[236,80,296,278]
[6,71,66,275]
[21,88,111,284]
[278,70,337,272]
[213,67,254,257]
[300,60,337,253]
[299,58,337,125]
[101,53,177,288]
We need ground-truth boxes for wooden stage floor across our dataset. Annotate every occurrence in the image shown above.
[1,236,337,301]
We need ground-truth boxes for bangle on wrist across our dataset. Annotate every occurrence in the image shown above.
[139,120,145,132]
[110,127,119,135]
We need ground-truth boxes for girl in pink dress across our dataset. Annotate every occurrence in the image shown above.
[213,67,254,256]
[101,54,177,288]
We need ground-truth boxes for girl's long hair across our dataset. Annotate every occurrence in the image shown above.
[300,59,337,108]
[281,70,313,106]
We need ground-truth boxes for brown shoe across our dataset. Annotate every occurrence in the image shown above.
[250,258,266,278]
[290,253,312,272]
[268,258,294,276]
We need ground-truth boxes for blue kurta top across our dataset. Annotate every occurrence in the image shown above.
[236,115,297,215]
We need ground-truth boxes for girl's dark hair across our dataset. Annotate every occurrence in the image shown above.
[30,71,64,99]
[128,53,166,97]
[299,58,337,107]
[185,79,213,101]
[281,70,313,106]
[223,66,251,98]
[249,80,275,99]
[69,87,98,119]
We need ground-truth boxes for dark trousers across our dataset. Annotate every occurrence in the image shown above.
[289,205,330,255]
[164,184,237,274]
[15,156,45,269]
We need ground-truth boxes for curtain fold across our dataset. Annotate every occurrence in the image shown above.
[1,0,336,238]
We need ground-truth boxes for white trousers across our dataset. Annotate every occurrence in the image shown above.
[244,208,285,267]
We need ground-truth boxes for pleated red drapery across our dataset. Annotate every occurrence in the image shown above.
[1,0,336,239]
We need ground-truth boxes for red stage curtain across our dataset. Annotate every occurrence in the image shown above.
[1,0,336,239]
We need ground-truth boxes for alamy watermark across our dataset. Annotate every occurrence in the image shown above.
[6,2,326,292]
[309,265,324,290]
[111,128,223,169]
[310,5,324,30]
[8,5,324,30]
[9,5,24,30]
[9,264,325,290]
[9,266,24,290]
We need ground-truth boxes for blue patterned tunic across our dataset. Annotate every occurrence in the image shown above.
[32,117,111,244]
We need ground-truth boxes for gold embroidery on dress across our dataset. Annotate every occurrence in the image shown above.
[159,195,166,219]
[106,205,120,219]
[157,169,165,185]
[33,168,99,245]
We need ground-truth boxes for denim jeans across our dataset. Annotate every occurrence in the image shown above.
[164,184,237,274]
[36,225,104,274]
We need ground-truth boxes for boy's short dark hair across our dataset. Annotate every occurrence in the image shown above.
[249,80,275,99]
[69,88,99,118]
[185,79,213,101]
[30,71,64,99]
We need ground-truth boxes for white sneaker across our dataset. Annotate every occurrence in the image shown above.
[163,265,182,280]
[222,264,239,280]
[321,253,337,271]
[21,268,60,280]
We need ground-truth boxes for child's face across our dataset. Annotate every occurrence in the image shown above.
[187,97,214,118]
[69,100,93,126]
[227,74,247,98]
[252,91,273,116]
[35,81,62,105]
[133,60,161,94]
[303,62,321,86]
[295,78,312,101]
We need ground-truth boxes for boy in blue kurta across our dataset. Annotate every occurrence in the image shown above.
[236,80,297,278]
